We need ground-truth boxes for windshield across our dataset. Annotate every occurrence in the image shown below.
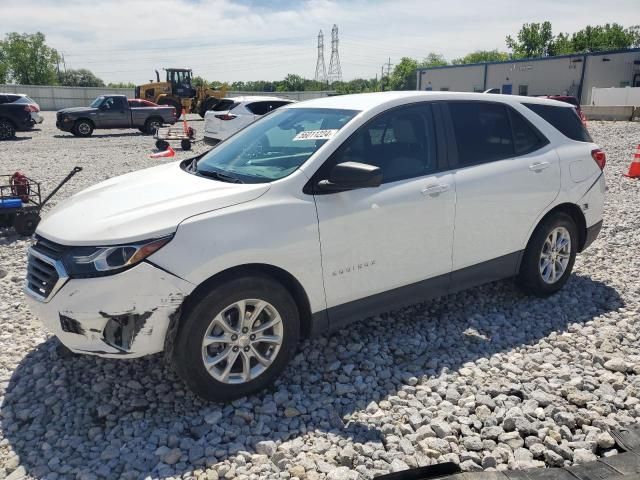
[90,96,105,108]
[195,107,358,183]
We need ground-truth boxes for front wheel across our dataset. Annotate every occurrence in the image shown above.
[73,120,93,137]
[517,212,578,296]
[173,275,300,402]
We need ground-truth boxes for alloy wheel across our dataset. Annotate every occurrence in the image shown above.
[201,299,284,384]
[539,226,571,284]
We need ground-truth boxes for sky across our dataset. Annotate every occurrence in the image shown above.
[1,0,639,84]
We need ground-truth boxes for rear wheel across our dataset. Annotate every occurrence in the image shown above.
[517,212,578,296]
[144,117,162,135]
[172,275,300,402]
[13,212,40,236]
[0,119,16,140]
[73,120,93,137]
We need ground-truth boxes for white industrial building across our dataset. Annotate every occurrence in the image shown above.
[416,48,640,105]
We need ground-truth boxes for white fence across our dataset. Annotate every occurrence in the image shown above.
[0,84,335,110]
[591,86,640,106]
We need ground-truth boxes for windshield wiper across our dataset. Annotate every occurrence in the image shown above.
[197,168,244,184]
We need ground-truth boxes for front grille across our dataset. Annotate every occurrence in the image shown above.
[25,236,68,301]
[32,236,66,260]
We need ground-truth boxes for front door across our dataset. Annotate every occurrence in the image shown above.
[312,103,456,327]
[97,97,127,128]
[445,101,560,273]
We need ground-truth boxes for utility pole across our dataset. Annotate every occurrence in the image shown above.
[327,24,343,83]
[314,30,326,83]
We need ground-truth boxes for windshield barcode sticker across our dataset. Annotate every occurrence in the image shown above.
[293,129,338,141]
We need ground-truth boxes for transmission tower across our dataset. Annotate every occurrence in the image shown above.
[327,24,342,83]
[314,30,327,83]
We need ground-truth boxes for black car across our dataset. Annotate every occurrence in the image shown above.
[0,93,36,140]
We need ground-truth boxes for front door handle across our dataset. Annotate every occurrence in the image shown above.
[421,184,450,196]
[528,161,551,172]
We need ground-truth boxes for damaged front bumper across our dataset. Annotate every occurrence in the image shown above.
[25,261,194,358]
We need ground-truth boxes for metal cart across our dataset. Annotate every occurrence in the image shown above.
[154,125,197,151]
[0,166,82,236]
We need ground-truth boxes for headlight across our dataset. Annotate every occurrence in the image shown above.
[62,235,173,278]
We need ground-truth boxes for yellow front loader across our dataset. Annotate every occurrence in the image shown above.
[135,68,227,118]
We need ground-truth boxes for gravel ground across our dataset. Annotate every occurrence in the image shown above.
[0,112,639,480]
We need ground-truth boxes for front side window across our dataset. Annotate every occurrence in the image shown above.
[195,107,358,183]
[448,101,514,166]
[327,103,437,184]
[90,96,105,108]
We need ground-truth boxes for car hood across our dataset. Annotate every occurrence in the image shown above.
[37,161,270,245]
[57,107,97,115]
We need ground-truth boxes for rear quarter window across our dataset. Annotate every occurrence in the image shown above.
[212,100,239,112]
[524,103,592,142]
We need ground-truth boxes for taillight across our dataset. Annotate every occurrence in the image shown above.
[591,149,606,170]
[215,114,236,121]
[23,104,38,112]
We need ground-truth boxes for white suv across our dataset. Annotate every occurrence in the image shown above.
[25,92,605,401]
[203,96,294,145]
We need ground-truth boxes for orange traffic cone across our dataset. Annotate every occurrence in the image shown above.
[150,145,175,159]
[624,144,640,178]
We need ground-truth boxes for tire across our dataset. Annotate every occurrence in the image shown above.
[199,97,220,117]
[13,212,40,236]
[159,98,182,120]
[155,139,170,151]
[517,212,578,297]
[74,120,93,137]
[0,119,16,140]
[144,117,162,135]
[173,274,300,402]
[181,139,191,151]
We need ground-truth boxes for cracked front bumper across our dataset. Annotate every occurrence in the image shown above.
[25,262,194,358]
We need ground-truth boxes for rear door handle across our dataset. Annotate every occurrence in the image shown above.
[421,184,450,196]
[529,161,551,172]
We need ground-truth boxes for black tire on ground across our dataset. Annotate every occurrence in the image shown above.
[155,139,170,151]
[73,119,93,137]
[0,213,15,228]
[159,98,182,120]
[172,274,300,402]
[13,212,41,236]
[199,97,220,117]
[144,117,163,135]
[517,212,578,297]
[181,139,191,151]
[0,118,16,140]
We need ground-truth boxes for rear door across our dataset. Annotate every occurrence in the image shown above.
[444,101,559,276]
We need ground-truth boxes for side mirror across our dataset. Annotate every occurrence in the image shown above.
[317,161,382,192]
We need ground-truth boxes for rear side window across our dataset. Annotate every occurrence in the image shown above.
[212,99,239,112]
[448,102,514,166]
[0,95,7,104]
[246,101,290,115]
[509,108,548,155]
[524,103,592,142]
[5,95,21,103]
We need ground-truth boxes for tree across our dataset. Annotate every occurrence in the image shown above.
[277,74,305,92]
[59,68,104,87]
[0,41,8,84]
[389,57,419,90]
[570,23,640,52]
[506,21,554,58]
[452,50,509,64]
[192,75,208,88]
[2,32,59,84]
[419,52,448,68]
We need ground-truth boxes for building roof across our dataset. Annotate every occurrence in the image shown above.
[417,47,640,72]
[287,91,574,112]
